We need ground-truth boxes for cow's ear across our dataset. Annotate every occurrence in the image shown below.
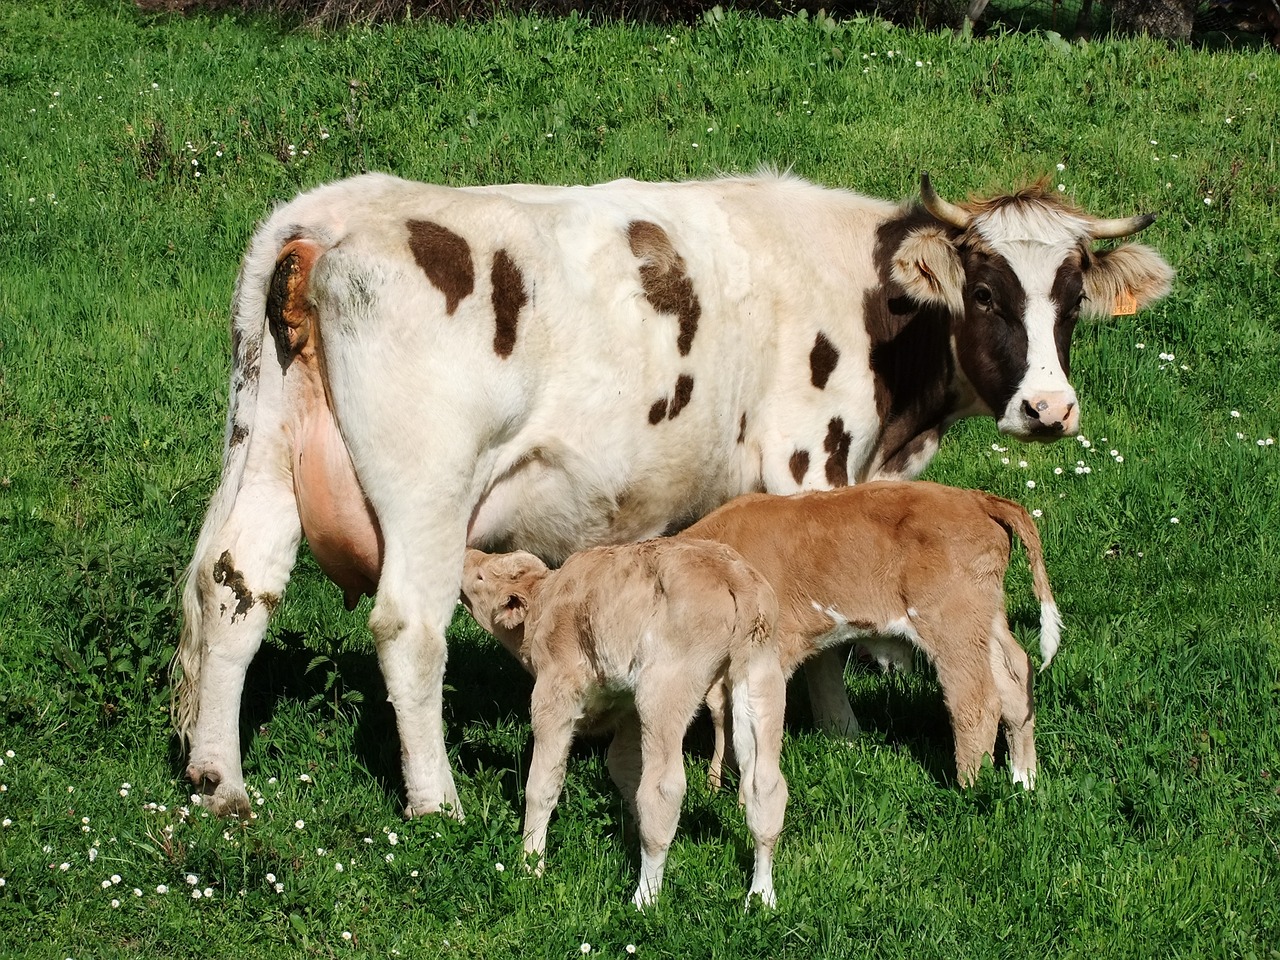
[891,226,965,314]
[495,590,530,630]
[1082,243,1174,319]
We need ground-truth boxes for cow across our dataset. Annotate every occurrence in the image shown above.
[679,481,1061,790]
[171,170,1173,819]
[459,542,786,908]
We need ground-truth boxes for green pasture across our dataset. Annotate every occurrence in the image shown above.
[0,0,1278,956]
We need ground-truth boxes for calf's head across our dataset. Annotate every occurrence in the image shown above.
[460,548,550,669]
[892,174,1174,440]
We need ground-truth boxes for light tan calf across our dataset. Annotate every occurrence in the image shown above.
[681,481,1061,790]
[460,541,787,908]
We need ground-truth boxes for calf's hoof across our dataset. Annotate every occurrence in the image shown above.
[404,796,466,822]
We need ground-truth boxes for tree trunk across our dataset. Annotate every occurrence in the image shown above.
[1109,0,1199,41]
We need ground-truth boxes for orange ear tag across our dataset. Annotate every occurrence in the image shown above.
[1112,290,1138,317]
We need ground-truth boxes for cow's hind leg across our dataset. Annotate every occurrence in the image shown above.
[730,650,788,909]
[178,479,301,818]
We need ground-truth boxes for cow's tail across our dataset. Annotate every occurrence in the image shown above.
[170,215,327,746]
[982,493,1061,671]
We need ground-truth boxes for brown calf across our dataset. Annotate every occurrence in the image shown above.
[459,541,787,908]
[680,481,1061,789]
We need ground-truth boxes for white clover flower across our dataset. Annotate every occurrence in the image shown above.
[363,837,374,845]
[274,882,284,893]
[1231,410,1241,418]
[1018,460,1028,468]
[295,820,305,830]
[133,888,142,897]
[299,773,312,783]
[88,848,98,862]
[388,833,398,845]
[317,848,326,856]
[342,932,352,941]
[59,862,70,871]
[627,947,636,956]
[192,889,202,899]
[1237,432,1246,440]
[110,874,121,885]
[335,862,344,872]
[1056,162,1066,172]
[203,887,213,898]
[266,873,276,883]
[1026,480,1036,489]
[581,945,591,954]
[1204,197,1213,206]
[385,854,394,863]
[185,874,198,885]
[1032,509,1043,518]
[495,862,505,872]
[1170,517,1180,524]
[1136,342,1145,349]
[1057,184,1066,192]
[411,870,419,878]
[101,880,112,889]
[110,898,120,908]
[1054,467,1063,475]
[2,819,11,827]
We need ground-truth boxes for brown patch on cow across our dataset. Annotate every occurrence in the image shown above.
[229,423,248,447]
[212,550,255,622]
[490,249,526,358]
[668,374,695,420]
[266,241,319,368]
[823,417,852,487]
[648,398,668,424]
[737,413,747,444]
[876,429,937,480]
[407,219,474,315]
[865,208,961,476]
[789,450,810,485]
[627,220,702,356]
[810,332,840,389]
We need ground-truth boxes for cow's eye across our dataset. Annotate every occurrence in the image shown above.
[973,286,994,309]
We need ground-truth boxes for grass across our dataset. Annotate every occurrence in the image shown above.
[1,0,1278,956]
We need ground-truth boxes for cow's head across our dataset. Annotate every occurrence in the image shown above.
[892,174,1174,440]
[459,548,549,671]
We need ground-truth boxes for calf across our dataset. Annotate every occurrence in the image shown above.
[459,541,787,908]
[680,481,1061,790]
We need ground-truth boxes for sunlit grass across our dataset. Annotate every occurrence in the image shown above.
[1,2,1278,957]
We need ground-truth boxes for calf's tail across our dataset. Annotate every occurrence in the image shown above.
[982,494,1061,671]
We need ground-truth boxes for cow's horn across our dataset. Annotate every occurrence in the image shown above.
[1088,212,1157,240]
[919,173,971,229]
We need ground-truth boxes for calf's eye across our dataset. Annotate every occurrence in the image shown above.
[973,286,993,308]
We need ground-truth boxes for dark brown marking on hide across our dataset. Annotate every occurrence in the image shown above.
[877,429,936,479]
[849,618,878,632]
[1049,248,1086,379]
[490,249,526,358]
[407,219,475,315]
[789,449,810,485]
[648,398,669,424]
[864,206,962,477]
[229,423,248,447]
[737,412,747,444]
[809,332,840,389]
[627,220,702,356]
[212,550,255,622]
[667,374,695,420]
[953,245,1028,419]
[823,416,852,487]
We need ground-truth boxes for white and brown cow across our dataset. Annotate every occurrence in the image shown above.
[172,171,1172,819]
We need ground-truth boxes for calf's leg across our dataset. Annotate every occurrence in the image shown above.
[803,649,862,736]
[989,618,1037,789]
[731,651,788,908]
[523,678,578,875]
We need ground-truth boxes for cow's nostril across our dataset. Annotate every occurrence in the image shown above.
[1022,399,1042,421]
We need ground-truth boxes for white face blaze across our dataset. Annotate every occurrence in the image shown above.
[973,205,1089,439]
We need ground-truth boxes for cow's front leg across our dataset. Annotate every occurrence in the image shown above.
[177,479,301,818]
[803,649,861,736]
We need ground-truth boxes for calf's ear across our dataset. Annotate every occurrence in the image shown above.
[1082,243,1174,319]
[496,591,530,630]
[891,226,965,315]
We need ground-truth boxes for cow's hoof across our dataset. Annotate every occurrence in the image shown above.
[812,711,862,739]
[186,762,251,820]
[404,797,466,822]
